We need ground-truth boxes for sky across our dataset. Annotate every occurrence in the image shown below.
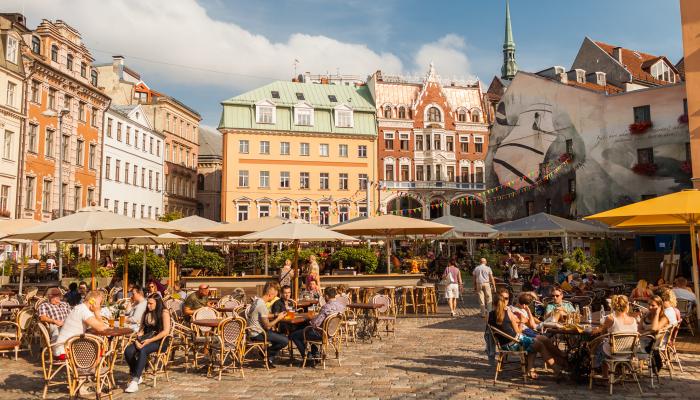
[6,0,683,128]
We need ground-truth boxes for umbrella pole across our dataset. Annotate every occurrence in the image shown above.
[690,223,700,330]
[142,245,147,288]
[123,239,130,296]
[18,243,26,296]
[292,240,300,300]
[57,240,63,282]
[264,243,269,276]
[90,232,97,290]
[386,237,391,274]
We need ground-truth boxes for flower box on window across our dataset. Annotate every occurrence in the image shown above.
[629,121,653,134]
[681,160,692,174]
[632,163,658,176]
[679,114,689,124]
[563,192,576,204]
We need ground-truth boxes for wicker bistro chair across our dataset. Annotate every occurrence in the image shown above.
[636,326,673,389]
[208,317,246,380]
[302,313,343,369]
[0,308,34,357]
[488,325,528,384]
[335,296,357,344]
[372,294,396,339]
[0,297,19,320]
[171,321,197,371]
[64,334,113,400]
[243,327,270,369]
[588,332,642,395]
[218,298,242,318]
[676,298,696,336]
[0,320,21,360]
[191,307,220,368]
[144,327,175,387]
[36,322,67,399]
[667,323,684,373]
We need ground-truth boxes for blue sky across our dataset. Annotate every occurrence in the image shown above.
[10,0,684,128]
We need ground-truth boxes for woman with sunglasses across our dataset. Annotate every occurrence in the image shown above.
[146,282,162,299]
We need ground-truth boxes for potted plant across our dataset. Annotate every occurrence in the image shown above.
[632,163,658,176]
[629,120,653,134]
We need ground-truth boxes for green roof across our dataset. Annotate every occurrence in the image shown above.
[218,81,377,136]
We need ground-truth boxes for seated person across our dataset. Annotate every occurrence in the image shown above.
[271,285,296,335]
[631,279,653,302]
[125,286,148,332]
[64,282,81,307]
[245,282,288,367]
[560,274,575,293]
[590,295,637,378]
[536,277,554,298]
[305,280,322,300]
[544,288,576,322]
[146,282,163,299]
[38,287,72,342]
[672,277,697,304]
[183,284,211,321]
[78,281,89,303]
[290,287,346,366]
[336,284,349,299]
[265,281,281,311]
[510,293,539,337]
[54,291,107,357]
[171,283,187,300]
[124,295,171,393]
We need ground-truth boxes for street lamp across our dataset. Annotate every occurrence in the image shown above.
[41,108,70,282]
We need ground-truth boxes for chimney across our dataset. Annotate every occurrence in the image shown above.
[320,77,329,84]
[112,55,125,77]
[612,47,623,63]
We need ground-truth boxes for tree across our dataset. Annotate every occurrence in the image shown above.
[159,211,183,222]
[181,242,225,275]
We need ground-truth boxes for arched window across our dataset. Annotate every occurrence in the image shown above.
[427,106,441,122]
[398,106,406,119]
[197,174,205,190]
[457,109,467,122]
[471,110,481,123]
[31,36,41,54]
[51,45,58,62]
[90,70,98,86]
[80,62,87,78]
[383,105,392,119]
[66,53,73,70]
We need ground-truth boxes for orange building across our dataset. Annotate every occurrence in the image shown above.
[17,19,109,220]
[681,0,700,188]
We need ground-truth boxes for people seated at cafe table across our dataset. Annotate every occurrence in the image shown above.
[656,287,680,325]
[183,284,211,321]
[124,294,172,393]
[543,288,576,322]
[63,282,82,307]
[559,274,575,293]
[290,286,346,367]
[124,286,148,332]
[245,281,288,368]
[53,291,108,358]
[590,295,638,378]
[38,287,72,342]
[171,282,187,300]
[672,277,697,304]
[631,279,654,302]
[509,292,540,338]
[146,281,163,299]
[488,289,567,379]
[305,280,322,300]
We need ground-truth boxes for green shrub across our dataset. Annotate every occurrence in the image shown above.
[181,242,225,275]
[113,251,168,283]
[270,246,323,271]
[563,248,599,274]
[473,248,503,277]
[76,260,113,279]
[330,247,378,274]
[159,211,183,222]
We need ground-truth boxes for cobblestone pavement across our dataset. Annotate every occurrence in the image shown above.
[3,292,700,399]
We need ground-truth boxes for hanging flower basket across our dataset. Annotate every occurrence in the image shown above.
[563,192,576,204]
[559,153,573,163]
[632,163,658,176]
[679,114,689,124]
[629,120,653,134]
[681,160,692,174]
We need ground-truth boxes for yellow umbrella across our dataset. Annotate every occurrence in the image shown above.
[586,189,700,327]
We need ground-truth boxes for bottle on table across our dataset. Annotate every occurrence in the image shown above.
[599,305,606,325]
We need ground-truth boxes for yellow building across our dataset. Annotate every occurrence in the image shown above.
[219,81,377,224]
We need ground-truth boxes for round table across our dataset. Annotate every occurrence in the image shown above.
[92,327,133,337]
[348,303,382,342]
[285,312,315,325]
[192,318,224,328]
[348,303,382,310]
[297,299,319,309]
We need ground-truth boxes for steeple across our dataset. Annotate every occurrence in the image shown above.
[501,0,518,80]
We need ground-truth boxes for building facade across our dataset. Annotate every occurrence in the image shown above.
[196,127,222,221]
[17,18,109,221]
[0,14,28,219]
[367,64,490,220]
[96,56,201,217]
[681,0,700,188]
[219,81,377,224]
[101,104,164,219]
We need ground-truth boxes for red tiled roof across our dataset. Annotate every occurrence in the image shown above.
[594,41,677,86]
[565,79,624,94]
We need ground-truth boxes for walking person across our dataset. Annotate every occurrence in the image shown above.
[443,260,462,317]
[473,258,496,318]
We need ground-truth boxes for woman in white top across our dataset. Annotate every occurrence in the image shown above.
[658,288,680,325]
[592,295,638,376]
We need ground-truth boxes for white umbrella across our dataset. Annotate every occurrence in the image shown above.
[165,215,222,237]
[0,219,44,294]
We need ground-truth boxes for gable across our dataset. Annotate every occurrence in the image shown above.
[413,82,454,127]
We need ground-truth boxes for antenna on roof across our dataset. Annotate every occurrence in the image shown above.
[293,58,299,79]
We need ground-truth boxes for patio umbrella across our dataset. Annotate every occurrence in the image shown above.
[585,189,700,328]
[239,219,358,298]
[432,215,497,239]
[165,215,222,237]
[204,216,287,238]
[0,219,44,293]
[4,207,176,290]
[331,214,452,273]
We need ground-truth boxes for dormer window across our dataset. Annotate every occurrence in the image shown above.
[31,36,41,54]
[651,60,675,83]
[427,106,441,122]
[576,70,585,83]
[596,72,606,86]
[294,104,314,126]
[398,106,406,119]
[90,70,98,86]
[295,92,305,101]
[335,106,353,128]
[5,36,18,64]
[256,101,276,124]
[471,109,481,123]
[51,45,58,62]
[457,109,467,122]
[271,91,280,99]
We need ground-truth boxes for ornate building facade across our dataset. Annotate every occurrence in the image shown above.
[196,127,222,221]
[368,64,490,220]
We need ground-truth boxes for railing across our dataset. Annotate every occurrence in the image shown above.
[381,180,485,191]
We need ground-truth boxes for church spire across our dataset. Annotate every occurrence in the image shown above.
[501,0,518,80]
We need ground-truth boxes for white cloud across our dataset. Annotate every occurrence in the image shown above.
[8,0,475,90]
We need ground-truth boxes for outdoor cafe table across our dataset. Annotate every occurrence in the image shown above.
[348,303,382,342]
[296,299,319,309]
[0,304,25,320]
[192,318,224,328]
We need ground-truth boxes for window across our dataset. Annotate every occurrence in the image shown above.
[150,138,154,154]
[435,165,442,181]
[433,134,441,151]
[90,107,98,127]
[415,135,423,151]
[358,145,367,158]
[526,201,535,216]
[633,105,651,123]
[256,105,275,124]
[398,106,406,119]
[105,118,113,138]
[42,179,52,211]
[259,171,269,188]
[144,136,148,153]
[88,144,96,169]
[279,171,290,188]
[384,131,394,150]
[75,139,84,166]
[78,102,85,121]
[319,205,330,225]
[131,203,136,218]
[237,204,249,221]
[44,128,56,158]
[164,143,169,160]
[105,157,111,179]
[123,126,130,145]
[6,82,16,107]
[300,172,310,189]
[651,61,675,82]
[399,133,410,151]
[271,91,280,99]
[123,202,128,216]
[385,164,394,181]
[637,147,654,164]
[426,165,432,181]
[0,185,7,213]
[5,36,18,63]
[328,94,337,102]
[258,204,270,218]
[239,140,249,154]
[400,165,409,181]
[339,205,349,222]
[474,166,484,183]
[148,206,152,218]
[48,88,56,110]
[359,205,368,217]
[416,165,424,181]
[115,160,121,182]
[62,134,70,162]
[238,170,249,187]
[280,142,290,155]
[544,198,552,214]
[295,108,313,126]
[31,36,41,54]
[460,166,469,182]
[319,143,329,157]
[116,122,122,141]
[91,70,98,86]
[383,105,392,118]
[339,144,348,157]
[27,124,38,153]
[31,80,40,103]
[457,109,467,122]
[339,173,348,190]
[474,136,484,153]
[295,92,305,101]
[80,62,87,78]
[300,143,310,156]
[320,173,329,190]
[359,173,368,190]
[446,136,454,152]
[66,53,73,70]
[565,139,573,154]
[427,106,441,122]
[335,109,353,127]
[299,205,310,221]
[51,45,58,62]
[149,170,153,189]
[63,94,71,111]
[459,135,469,152]
[156,172,160,191]
[25,177,35,209]
[472,110,481,123]
[447,166,455,182]
[73,186,81,212]
[279,204,291,219]
[260,141,270,154]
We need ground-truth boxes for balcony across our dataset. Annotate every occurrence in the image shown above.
[380,180,485,191]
